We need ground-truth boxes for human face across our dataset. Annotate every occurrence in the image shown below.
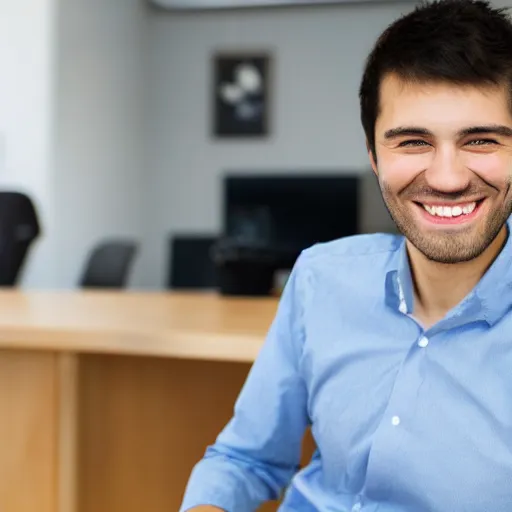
[370,74,512,264]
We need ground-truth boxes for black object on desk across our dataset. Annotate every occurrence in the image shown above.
[211,238,284,296]
[168,235,218,289]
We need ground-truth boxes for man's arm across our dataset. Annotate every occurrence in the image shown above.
[180,255,310,512]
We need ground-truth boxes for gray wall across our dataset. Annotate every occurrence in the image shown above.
[0,0,57,287]
[141,3,409,287]
[53,0,148,288]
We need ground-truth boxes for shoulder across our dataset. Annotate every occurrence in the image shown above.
[289,233,403,302]
[298,232,403,270]
[285,233,403,332]
[287,234,403,323]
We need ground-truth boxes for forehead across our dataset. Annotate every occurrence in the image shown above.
[375,74,512,133]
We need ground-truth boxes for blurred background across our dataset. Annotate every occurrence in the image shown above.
[0,0,420,294]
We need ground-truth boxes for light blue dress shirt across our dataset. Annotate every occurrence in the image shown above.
[181,220,512,512]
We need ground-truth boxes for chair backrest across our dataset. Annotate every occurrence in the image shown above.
[0,191,41,286]
[80,240,137,289]
[168,235,218,289]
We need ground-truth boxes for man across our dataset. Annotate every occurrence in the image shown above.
[181,0,512,510]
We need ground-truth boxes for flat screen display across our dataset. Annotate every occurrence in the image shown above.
[223,173,359,253]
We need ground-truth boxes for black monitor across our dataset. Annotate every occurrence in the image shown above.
[223,173,359,255]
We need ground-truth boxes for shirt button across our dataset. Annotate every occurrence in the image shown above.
[391,415,401,426]
[418,336,429,348]
[352,503,362,512]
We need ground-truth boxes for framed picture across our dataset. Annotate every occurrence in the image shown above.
[212,51,271,138]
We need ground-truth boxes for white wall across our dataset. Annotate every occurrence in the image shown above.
[53,0,148,288]
[140,3,410,287]
[0,0,57,287]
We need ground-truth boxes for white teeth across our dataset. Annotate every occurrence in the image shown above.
[422,202,477,218]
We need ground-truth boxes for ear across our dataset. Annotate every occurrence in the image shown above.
[366,140,378,176]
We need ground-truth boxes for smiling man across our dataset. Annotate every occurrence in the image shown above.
[181,1,512,511]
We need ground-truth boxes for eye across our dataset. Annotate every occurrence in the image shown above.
[466,139,498,146]
[398,139,430,147]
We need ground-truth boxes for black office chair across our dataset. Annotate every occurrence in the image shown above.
[0,191,41,286]
[80,240,138,289]
[168,235,218,289]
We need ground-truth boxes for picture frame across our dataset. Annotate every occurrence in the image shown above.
[212,51,271,138]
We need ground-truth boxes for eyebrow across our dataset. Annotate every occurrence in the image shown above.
[458,125,512,137]
[384,125,512,140]
[384,127,433,139]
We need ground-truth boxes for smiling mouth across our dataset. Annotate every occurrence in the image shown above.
[414,199,485,224]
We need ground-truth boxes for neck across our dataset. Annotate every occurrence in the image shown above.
[407,225,508,327]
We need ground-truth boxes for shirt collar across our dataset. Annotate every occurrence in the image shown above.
[385,217,512,327]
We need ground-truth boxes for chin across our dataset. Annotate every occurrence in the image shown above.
[420,249,483,265]
[408,229,503,264]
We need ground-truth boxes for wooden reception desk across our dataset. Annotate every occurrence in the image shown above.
[0,290,300,512]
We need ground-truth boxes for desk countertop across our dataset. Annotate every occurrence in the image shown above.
[0,291,279,363]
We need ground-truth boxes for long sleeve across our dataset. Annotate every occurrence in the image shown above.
[180,254,310,512]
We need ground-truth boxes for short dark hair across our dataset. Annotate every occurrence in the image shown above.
[359,0,512,158]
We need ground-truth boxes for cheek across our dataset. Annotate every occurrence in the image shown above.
[377,150,430,190]
[463,152,512,188]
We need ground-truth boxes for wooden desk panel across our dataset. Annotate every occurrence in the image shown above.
[78,355,314,512]
[0,350,58,512]
[78,355,249,511]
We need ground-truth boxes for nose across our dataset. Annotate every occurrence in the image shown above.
[424,146,470,194]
